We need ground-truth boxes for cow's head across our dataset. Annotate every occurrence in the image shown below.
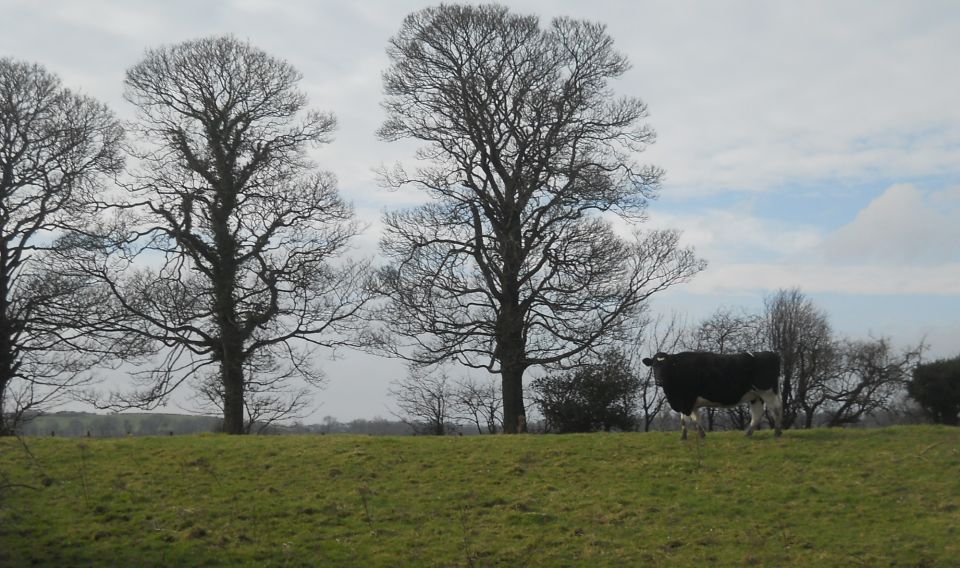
[641,352,670,385]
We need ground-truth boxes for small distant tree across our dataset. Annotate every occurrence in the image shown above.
[626,311,686,431]
[822,338,922,427]
[0,58,124,435]
[688,308,766,430]
[453,376,502,434]
[765,288,835,429]
[389,367,457,435]
[824,338,923,426]
[908,355,960,426]
[531,349,640,433]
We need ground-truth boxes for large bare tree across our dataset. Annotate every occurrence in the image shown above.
[74,37,371,434]
[374,5,704,433]
[0,58,123,434]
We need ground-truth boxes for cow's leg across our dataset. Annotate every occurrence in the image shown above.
[680,414,688,440]
[746,397,764,436]
[759,390,784,437]
[771,393,783,437]
[687,410,706,438]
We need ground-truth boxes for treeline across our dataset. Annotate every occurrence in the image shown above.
[390,288,959,434]
[2,5,955,437]
[1,5,704,436]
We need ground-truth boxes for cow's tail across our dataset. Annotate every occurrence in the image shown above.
[771,352,784,437]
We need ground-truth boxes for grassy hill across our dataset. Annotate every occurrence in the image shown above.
[1,426,957,567]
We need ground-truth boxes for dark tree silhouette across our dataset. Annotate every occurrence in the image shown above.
[822,337,922,427]
[374,5,704,433]
[764,288,834,429]
[453,375,502,434]
[0,58,123,434]
[73,36,372,434]
[689,308,766,430]
[908,355,960,426]
[389,367,457,435]
[531,349,641,433]
[190,349,316,434]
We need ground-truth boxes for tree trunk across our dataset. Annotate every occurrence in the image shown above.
[0,328,12,436]
[220,333,245,434]
[212,190,245,434]
[0,245,13,436]
[501,361,527,434]
[497,295,528,434]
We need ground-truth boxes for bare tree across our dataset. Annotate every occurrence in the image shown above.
[822,337,922,427]
[389,367,457,435]
[764,288,834,429]
[689,308,765,354]
[0,58,123,434]
[72,36,372,434]
[688,308,765,430]
[453,375,502,434]
[190,350,316,434]
[625,311,686,431]
[373,5,704,433]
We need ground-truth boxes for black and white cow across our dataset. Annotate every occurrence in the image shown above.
[641,351,783,439]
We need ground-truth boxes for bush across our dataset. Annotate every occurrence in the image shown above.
[907,356,960,426]
[531,350,640,433]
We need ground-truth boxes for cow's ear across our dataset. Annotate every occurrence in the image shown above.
[641,358,653,367]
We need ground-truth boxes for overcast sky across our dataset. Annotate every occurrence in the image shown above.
[4,0,959,421]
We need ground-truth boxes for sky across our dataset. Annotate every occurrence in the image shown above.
[3,0,959,422]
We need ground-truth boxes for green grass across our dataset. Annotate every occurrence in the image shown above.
[1,426,958,567]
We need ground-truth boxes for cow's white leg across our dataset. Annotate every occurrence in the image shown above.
[759,390,783,437]
[687,410,706,438]
[746,397,764,436]
[680,414,688,440]
[772,393,783,437]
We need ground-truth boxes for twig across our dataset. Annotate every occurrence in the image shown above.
[358,485,373,526]
[459,505,477,568]
[917,442,943,457]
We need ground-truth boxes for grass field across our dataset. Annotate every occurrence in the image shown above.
[1,426,958,567]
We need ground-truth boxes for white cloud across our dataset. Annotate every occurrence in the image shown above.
[687,262,960,296]
[618,2,960,195]
[814,184,960,266]
[649,184,960,296]
[645,207,821,263]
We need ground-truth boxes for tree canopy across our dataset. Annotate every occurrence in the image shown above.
[374,4,704,432]
[0,58,123,434]
[70,36,372,434]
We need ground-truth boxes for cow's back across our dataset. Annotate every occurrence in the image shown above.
[747,351,781,393]
[660,351,781,412]
[696,353,760,405]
